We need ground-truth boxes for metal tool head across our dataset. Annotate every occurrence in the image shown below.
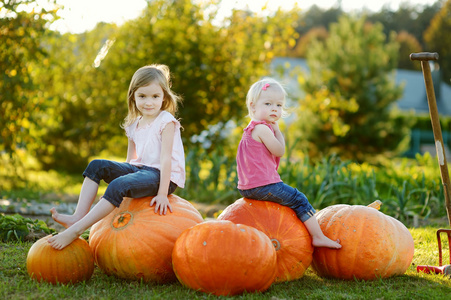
[410,52,439,61]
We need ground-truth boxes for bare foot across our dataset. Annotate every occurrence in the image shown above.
[312,236,342,249]
[50,207,80,229]
[47,228,80,250]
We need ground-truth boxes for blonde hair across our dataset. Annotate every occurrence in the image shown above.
[246,77,287,119]
[122,64,182,128]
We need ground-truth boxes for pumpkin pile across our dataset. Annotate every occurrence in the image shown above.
[217,198,314,282]
[172,220,277,296]
[311,200,415,280]
[26,195,415,292]
[27,235,94,284]
[89,194,204,283]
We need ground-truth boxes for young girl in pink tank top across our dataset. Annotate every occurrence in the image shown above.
[236,78,341,249]
[48,64,185,250]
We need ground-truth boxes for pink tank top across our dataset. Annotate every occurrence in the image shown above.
[236,120,282,190]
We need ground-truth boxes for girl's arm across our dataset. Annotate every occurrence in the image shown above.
[150,121,175,215]
[126,139,137,163]
[252,123,285,157]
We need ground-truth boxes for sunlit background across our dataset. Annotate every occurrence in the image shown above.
[1,0,450,222]
[49,0,437,34]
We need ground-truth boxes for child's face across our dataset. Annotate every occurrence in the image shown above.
[251,87,284,123]
[135,81,164,120]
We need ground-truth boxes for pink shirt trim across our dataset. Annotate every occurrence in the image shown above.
[236,120,281,190]
[125,111,185,188]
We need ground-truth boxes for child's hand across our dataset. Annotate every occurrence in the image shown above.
[150,194,173,215]
[270,121,280,132]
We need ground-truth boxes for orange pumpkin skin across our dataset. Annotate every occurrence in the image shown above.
[89,195,203,283]
[172,220,277,296]
[27,235,94,284]
[217,198,313,282]
[312,204,415,280]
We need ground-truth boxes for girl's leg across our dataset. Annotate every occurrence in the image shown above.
[102,166,172,207]
[51,177,99,228]
[240,183,341,249]
[51,159,138,228]
[304,216,341,249]
[47,167,166,250]
[48,198,115,250]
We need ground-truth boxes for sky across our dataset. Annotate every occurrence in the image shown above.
[48,0,438,34]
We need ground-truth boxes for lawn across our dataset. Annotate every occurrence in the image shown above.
[1,226,451,300]
[2,153,451,299]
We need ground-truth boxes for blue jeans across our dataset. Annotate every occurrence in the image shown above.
[83,159,177,207]
[239,182,316,222]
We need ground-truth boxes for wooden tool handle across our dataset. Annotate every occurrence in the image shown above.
[410,52,439,61]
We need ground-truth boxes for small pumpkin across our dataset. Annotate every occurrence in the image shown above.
[217,198,313,282]
[172,220,277,296]
[89,195,203,283]
[27,235,94,284]
[312,200,415,280]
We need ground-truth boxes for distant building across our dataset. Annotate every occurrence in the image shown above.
[270,57,451,157]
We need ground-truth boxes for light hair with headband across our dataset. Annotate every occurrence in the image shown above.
[245,77,288,119]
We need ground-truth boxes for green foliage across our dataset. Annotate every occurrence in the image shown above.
[292,2,440,70]
[178,145,241,204]
[0,0,58,180]
[295,15,412,162]
[288,26,328,58]
[0,214,55,242]
[424,0,451,85]
[179,140,445,224]
[29,0,299,171]
[396,30,422,71]
[2,149,447,225]
[366,1,442,48]
[282,152,445,224]
[33,23,123,172]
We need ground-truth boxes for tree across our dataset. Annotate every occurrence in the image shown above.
[0,0,57,180]
[288,26,328,58]
[396,31,422,71]
[424,0,451,85]
[367,1,442,49]
[295,15,411,162]
[33,0,299,171]
[33,23,121,172]
[295,5,343,37]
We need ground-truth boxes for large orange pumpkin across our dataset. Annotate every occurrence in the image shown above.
[89,195,203,283]
[27,235,94,284]
[312,201,415,280]
[217,198,313,282]
[172,220,277,296]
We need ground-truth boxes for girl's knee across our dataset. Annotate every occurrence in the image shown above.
[102,195,122,208]
[83,159,107,184]
[86,159,106,170]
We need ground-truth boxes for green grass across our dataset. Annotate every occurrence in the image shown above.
[1,227,451,299]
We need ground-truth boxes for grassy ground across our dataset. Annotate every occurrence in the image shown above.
[1,226,450,300]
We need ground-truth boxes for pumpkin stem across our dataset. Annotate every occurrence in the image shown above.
[367,200,382,210]
[112,212,133,230]
[270,238,281,251]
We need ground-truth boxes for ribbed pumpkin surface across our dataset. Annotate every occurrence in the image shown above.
[312,203,414,280]
[89,195,203,283]
[27,235,94,284]
[217,198,313,282]
[172,220,277,296]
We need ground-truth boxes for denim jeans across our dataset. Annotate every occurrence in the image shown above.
[83,159,177,207]
[239,182,316,222]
